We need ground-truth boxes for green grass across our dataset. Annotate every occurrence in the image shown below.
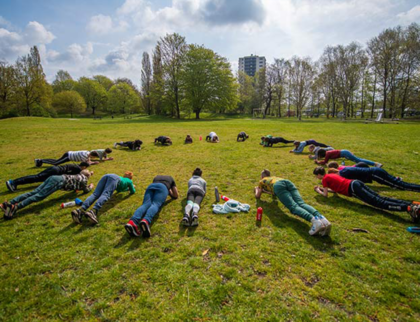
[0,116,420,321]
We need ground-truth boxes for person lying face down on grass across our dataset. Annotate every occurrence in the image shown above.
[181,168,206,227]
[290,139,329,153]
[35,149,114,167]
[313,166,420,223]
[254,169,331,236]
[263,136,295,147]
[308,145,334,160]
[185,135,193,144]
[114,140,143,150]
[237,132,249,142]
[206,132,219,143]
[71,171,136,225]
[154,136,172,145]
[327,161,420,192]
[125,175,179,238]
[1,170,93,220]
[314,149,383,168]
[6,162,90,192]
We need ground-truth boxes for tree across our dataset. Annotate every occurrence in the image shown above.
[75,77,107,115]
[180,44,238,119]
[158,33,187,118]
[0,61,16,116]
[92,75,114,91]
[237,71,255,114]
[52,70,76,93]
[141,52,152,115]
[272,58,288,117]
[150,44,164,115]
[52,90,86,117]
[108,82,140,115]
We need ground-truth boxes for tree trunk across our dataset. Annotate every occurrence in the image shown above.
[195,110,200,119]
[382,77,387,118]
[175,86,180,119]
[371,73,376,119]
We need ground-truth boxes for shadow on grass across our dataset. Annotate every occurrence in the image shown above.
[314,194,410,224]
[256,197,336,251]
[0,184,41,197]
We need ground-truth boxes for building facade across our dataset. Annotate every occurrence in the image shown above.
[238,55,266,76]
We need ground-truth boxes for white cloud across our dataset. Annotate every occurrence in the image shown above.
[87,14,128,35]
[397,5,420,24]
[48,42,93,63]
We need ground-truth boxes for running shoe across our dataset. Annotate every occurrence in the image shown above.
[35,159,42,167]
[317,215,332,236]
[140,219,151,237]
[191,215,199,227]
[181,214,190,227]
[113,142,118,148]
[6,180,16,192]
[4,203,17,219]
[0,201,9,214]
[85,209,98,224]
[309,216,326,236]
[71,208,84,224]
[125,220,141,237]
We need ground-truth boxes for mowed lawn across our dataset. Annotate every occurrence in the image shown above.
[0,116,420,321]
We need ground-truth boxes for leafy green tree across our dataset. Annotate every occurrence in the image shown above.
[108,82,140,115]
[52,90,86,117]
[74,77,107,115]
[0,61,16,116]
[52,70,76,93]
[150,44,164,115]
[92,75,114,91]
[237,71,255,114]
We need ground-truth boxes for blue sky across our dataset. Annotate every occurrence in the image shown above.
[1,0,419,84]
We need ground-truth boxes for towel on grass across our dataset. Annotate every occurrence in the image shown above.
[212,199,250,214]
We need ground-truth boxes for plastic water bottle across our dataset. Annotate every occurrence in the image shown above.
[199,135,202,141]
[221,195,230,201]
[215,187,220,202]
[61,198,83,209]
[256,207,263,222]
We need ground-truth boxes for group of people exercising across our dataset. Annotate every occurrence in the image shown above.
[2,131,419,238]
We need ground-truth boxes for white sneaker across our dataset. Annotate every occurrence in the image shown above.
[309,216,326,236]
[114,142,118,148]
[317,215,332,236]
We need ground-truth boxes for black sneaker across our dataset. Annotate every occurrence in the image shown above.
[4,203,17,220]
[35,159,43,167]
[140,219,151,237]
[181,214,190,227]
[6,180,16,192]
[71,208,84,224]
[0,201,9,214]
[191,215,199,227]
[85,209,98,224]
[125,220,141,237]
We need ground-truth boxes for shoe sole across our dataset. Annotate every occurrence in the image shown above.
[191,217,199,227]
[4,205,16,220]
[6,181,15,192]
[71,211,82,224]
[125,224,139,237]
[321,223,332,236]
[309,223,326,236]
[85,212,98,224]
[140,221,151,237]
[181,218,190,227]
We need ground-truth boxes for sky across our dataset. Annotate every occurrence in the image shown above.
[1,0,419,84]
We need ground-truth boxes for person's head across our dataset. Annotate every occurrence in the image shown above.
[308,144,315,153]
[264,137,270,142]
[193,167,202,176]
[261,136,265,141]
[134,140,142,146]
[167,138,172,144]
[261,169,271,179]
[105,148,112,154]
[124,171,133,180]
[212,136,218,142]
[79,162,90,170]
[328,161,339,169]
[313,166,326,179]
[186,134,191,138]
[294,140,300,147]
[317,149,327,159]
[81,169,92,178]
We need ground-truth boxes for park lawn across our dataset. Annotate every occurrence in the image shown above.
[0,116,419,322]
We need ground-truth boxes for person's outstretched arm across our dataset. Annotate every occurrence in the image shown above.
[254,186,263,199]
[169,186,179,199]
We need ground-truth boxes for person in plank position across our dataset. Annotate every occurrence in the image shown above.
[154,136,172,145]
[71,171,136,224]
[6,162,90,192]
[206,132,219,143]
[255,169,331,236]
[263,136,295,147]
[237,132,249,142]
[315,149,382,168]
[125,175,178,237]
[290,139,329,153]
[114,140,143,150]
[182,168,206,227]
[313,167,420,223]
[35,149,113,167]
[185,135,193,144]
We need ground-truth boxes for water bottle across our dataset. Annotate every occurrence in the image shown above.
[256,207,263,222]
[215,187,220,202]
[221,195,230,201]
[199,135,202,141]
[61,198,83,209]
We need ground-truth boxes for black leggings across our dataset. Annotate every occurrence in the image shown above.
[14,167,62,187]
[41,152,70,166]
[371,168,420,192]
[350,180,411,212]
[187,188,204,205]
[267,137,294,146]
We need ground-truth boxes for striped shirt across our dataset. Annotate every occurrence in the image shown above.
[68,151,90,162]
[61,174,92,193]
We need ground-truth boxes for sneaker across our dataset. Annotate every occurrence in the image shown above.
[317,215,332,236]
[191,215,199,227]
[396,176,403,181]
[181,214,190,227]
[71,208,84,224]
[4,203,18,220]
[85,209,98,224]
[140,219,151,237]
[6,180,16,192]
[408,204,420,223]
[35,159,42,167]
[114,142,118,148]
[125,220,141,237]
[309,216,326,236]
[374,162,383,168]
[0,201,9,214]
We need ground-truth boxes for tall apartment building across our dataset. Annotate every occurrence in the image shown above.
[238,54,266,76]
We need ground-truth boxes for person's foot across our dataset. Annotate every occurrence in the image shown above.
[408,204,420,223]
[71,208,84,224]
[309,216,326,236]
[4,203,18,220]
[0,201,10,214]
[125,220,141,237]
[317,215,331,236]
[35,159,42,167]
[181,214,190,227]
[6,180,16,192]
[374,162,383,168]
[396,176,403,181]
[140,219,151,237]
[191,214,199,226]
[114,142,118,148]
[85,209,98,224]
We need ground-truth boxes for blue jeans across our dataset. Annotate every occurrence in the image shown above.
[340,150,375,166]
[130,183,169,225]
[82,174,120,211]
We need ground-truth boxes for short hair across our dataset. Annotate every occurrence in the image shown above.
[124,171,133,178]
[193,168,202,176]
[294,140,300,146]
[313,166,326,176]
[328,161,339,169]
[81,169,91,177]
[79,162,90,168]
[261,169,271,178]
[317,149,327,158]
[105,148,112,154]
[134,140,142,145]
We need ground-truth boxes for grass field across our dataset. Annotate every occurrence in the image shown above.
[0,116,420,321]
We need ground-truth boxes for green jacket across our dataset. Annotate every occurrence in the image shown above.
[116,177,135,194]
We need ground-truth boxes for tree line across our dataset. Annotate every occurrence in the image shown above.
[1,24,419,120]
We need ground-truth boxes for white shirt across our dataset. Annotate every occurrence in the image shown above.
[68,151,89,162]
